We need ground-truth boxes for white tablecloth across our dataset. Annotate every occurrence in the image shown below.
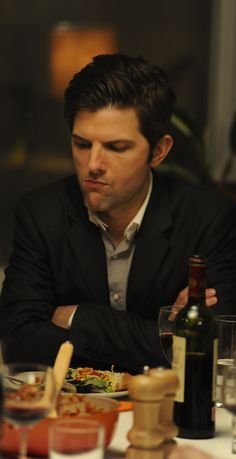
[107,407,234,458]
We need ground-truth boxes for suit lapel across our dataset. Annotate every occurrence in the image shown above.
[127,173,173,312]
[66,177,110,304]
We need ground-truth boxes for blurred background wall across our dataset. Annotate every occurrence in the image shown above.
[0,0,235,267]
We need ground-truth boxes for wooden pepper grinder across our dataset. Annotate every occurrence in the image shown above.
[126,368,179,459]
[148,368,179,457]
[148,367,179,440]
[126,372,166,459]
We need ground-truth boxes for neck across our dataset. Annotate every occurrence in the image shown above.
[99,173,152,246]
[101,210,134,247]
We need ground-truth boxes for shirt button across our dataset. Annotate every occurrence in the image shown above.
[112,254,118,260]
[113,293,119,301]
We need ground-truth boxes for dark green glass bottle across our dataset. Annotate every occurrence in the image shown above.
[173,254,218,439]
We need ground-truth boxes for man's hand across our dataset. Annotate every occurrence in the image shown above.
[168,287,217,320]
[51,305,78,329]
[174,286,217,307]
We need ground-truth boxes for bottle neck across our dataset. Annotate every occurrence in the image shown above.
[188,259,206,306]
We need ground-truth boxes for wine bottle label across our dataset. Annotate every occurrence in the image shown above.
[212,338,218,401]
[172,335,186,403]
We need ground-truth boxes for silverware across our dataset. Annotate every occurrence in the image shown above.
[3,372,76,392]
[3,374,26,386]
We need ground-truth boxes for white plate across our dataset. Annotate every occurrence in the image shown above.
[11,371,76,393]
[83,390,129,398]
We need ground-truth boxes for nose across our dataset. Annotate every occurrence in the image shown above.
[88,145,106,175]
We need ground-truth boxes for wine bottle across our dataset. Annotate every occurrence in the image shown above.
[172,254,218,439]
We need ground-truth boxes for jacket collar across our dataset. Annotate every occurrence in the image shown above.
[126,171,174,312]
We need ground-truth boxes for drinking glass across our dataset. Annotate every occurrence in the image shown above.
[49,418,105,459]
[158,305,182,364]
[216,315,236,407]
[222,364,236,454]
[2,362,55,459]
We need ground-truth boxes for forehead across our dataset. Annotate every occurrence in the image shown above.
[73,106,142,139]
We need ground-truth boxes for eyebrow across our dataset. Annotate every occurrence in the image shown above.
[71,134,88,141]
[71,133,135,146]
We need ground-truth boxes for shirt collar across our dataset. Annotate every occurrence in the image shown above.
[88,172,153,241]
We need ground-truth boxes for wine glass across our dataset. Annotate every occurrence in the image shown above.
[2,362,55,459]
[222,363,236,454]
[49,418,105,459]
[158,305,183,364]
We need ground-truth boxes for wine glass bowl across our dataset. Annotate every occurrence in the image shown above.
[159,305,181,364]
[2,362,55,459]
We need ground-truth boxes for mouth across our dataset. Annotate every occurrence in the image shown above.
[84,179,108,190]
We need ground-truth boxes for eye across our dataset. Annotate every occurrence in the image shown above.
[107,143,128,153]
[73,140,90,150]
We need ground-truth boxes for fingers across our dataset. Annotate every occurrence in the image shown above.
[168,306,182,321]
[172,287,218,318]
[167,287,188,320]
[174,286,189,307]
[205,288,217,307]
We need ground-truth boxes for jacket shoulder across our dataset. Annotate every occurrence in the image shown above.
[156,172,236,212]
[20,175,77,204]
[15,175,82,225]
[17,174,81,213]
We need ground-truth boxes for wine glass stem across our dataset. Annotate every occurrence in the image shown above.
[18,427,29,459]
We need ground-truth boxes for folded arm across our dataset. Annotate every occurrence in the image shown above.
[52,286,217,329]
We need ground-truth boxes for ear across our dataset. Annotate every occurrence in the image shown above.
[150,135,173,168]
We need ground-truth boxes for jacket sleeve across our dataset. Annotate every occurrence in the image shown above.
[199,203,236,315]
[69,302,163,373]
[0,197,69,364]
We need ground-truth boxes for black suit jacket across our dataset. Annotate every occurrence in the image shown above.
[1,172,236,373]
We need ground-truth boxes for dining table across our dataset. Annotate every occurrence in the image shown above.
[106,405,234,459]
[0,403,233,458]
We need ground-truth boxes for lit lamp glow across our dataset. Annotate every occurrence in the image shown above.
[49,22,117,98]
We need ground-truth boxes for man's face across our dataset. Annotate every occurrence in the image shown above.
[71,107,154,218]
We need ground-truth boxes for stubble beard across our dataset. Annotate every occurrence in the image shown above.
[83,190,112,213]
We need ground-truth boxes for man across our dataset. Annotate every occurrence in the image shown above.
[0,54,235,373]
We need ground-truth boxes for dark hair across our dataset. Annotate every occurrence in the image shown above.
[64,53,176,155]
